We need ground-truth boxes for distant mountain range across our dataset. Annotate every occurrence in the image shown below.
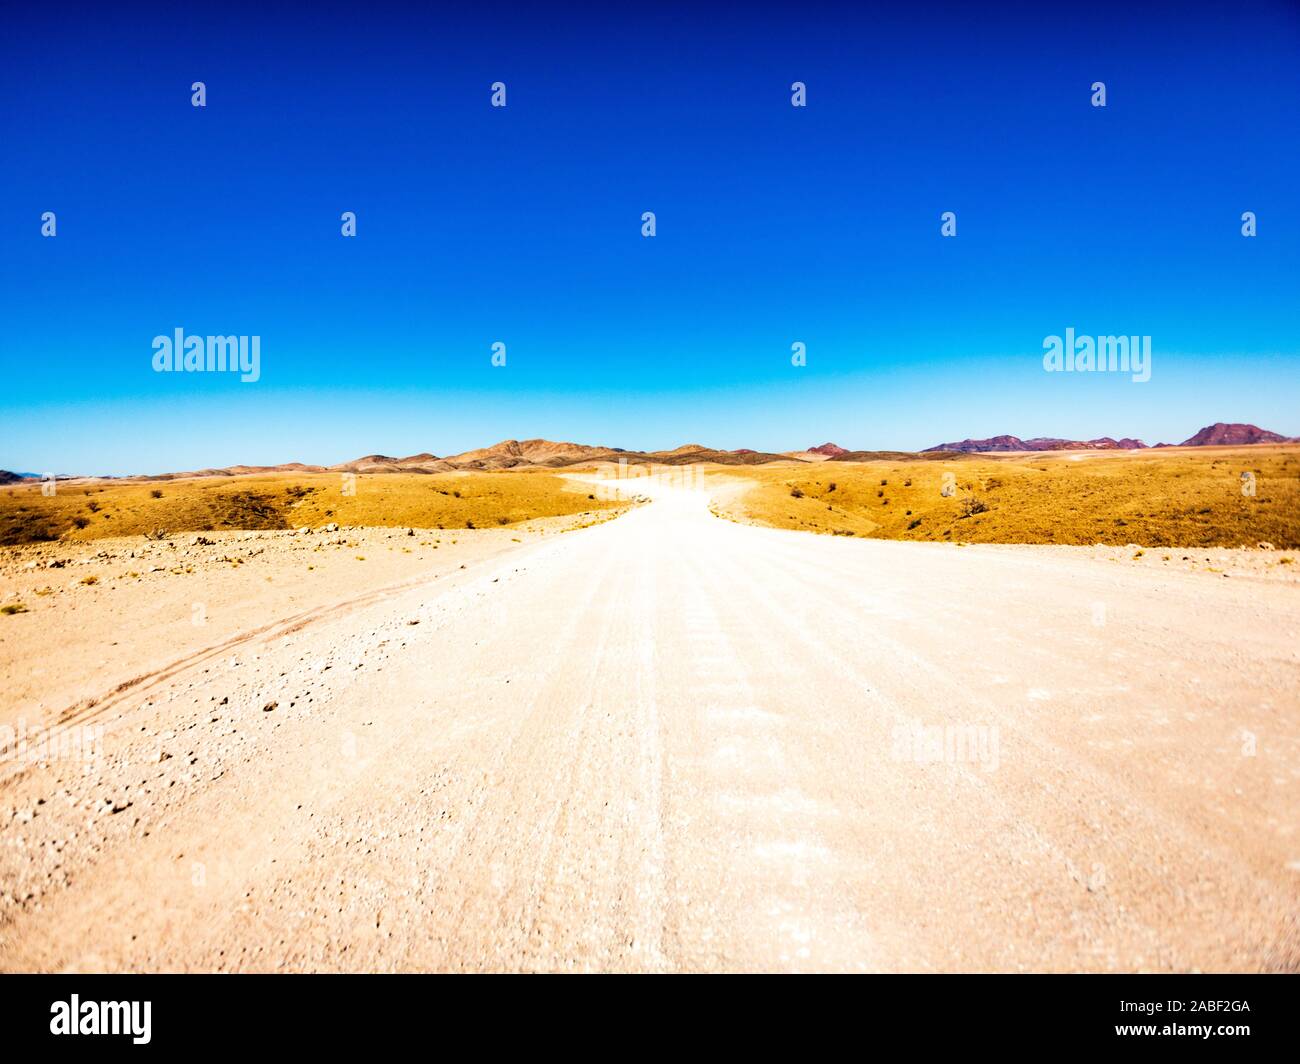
[2,424,1294,483]
[325,440,793,474]
[924,435,1149,454]
[56,440,796,482]
[923,422,1294,453]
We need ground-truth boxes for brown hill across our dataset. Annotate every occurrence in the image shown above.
[442,439,621,468]
[808,442,849,457]
[924,435,1034,453]
[640,447,790,466]
[330,454,454,474]
[330,454,400,471]
[1179,422,1291,447]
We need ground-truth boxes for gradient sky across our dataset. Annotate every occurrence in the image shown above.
[2,0,1298,474]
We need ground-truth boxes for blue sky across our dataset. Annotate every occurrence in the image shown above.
[2,1,1298,474]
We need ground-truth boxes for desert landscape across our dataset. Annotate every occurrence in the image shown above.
[6,3,1299,1046]
[2,429,1297,972]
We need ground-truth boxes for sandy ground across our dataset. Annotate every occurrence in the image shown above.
[0,474,1297,972]
[0,512,619,727]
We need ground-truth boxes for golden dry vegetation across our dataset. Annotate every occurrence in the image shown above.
[0,471,618,545]
[711,445,1300,548]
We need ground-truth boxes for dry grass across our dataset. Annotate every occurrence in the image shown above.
[712,445,1300,548]
[0,471,618,545]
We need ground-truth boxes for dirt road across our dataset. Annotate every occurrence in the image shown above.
[2,473,1297,971]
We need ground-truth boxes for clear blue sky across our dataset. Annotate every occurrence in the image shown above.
[2,1,1297,474]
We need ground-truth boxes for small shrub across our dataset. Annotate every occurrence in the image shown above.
[150,489,164,499]
[2,602,29,615]
[789,487,803,499]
